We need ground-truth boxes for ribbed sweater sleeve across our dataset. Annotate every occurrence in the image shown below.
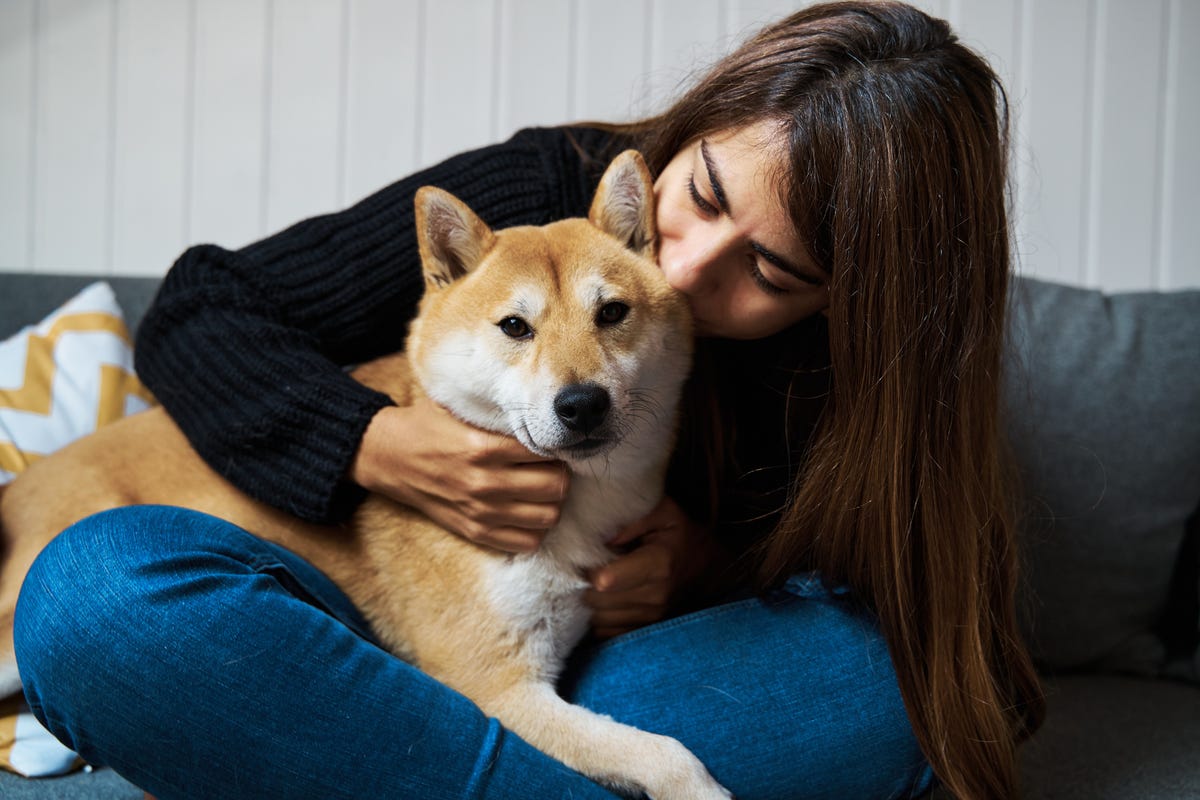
[135,126,625,523]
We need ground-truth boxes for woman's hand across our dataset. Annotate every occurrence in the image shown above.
[585,496,724,639]
[350,397,568,553]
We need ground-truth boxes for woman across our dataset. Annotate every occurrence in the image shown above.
[14,2,1043,798]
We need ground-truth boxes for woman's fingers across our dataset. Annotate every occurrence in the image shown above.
[460,458,570,505]
[584,495,727,639]
[585,541,674,637]
[353,402,569,549]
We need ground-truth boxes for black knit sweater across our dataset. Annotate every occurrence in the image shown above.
[136,126,630,523]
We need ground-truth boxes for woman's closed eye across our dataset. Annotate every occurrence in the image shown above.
[747,256,788,296]
[687,173,719,217]
[752,243,824,289]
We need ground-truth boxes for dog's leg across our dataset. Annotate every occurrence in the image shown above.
[0,529,50,698]
[484,682,734,800]
[0,626,20,698]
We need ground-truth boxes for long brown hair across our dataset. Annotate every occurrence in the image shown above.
[611,2,1045,797]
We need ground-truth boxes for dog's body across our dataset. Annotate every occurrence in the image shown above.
[0,151,733,799]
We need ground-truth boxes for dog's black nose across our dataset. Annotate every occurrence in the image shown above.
[554,383,611,434]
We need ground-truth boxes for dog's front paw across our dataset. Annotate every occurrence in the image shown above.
[640,735,735,800]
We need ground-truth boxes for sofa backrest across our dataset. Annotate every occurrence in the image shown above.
[0,275,160,336]
[1004,277,1200,682]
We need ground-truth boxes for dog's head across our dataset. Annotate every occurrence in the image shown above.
[407,150,692,469]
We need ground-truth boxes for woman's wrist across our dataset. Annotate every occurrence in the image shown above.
[349,405,411,497]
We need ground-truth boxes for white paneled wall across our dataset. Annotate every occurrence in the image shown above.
[1,0,1197,290]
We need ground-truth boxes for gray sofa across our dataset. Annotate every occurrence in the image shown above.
[1,273,1197,799]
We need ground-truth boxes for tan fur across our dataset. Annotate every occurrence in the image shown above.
[0,152,732,799]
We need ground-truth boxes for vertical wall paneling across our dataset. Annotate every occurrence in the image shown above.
[727,0,803,38]
[905,0,950,22]
[574,0,652,123]
[954,1,1026,271]
[33,0,114,273]
[944,0,962,25]
[1089,0,1167,291]
[1013,0,1037,275]
[648,0,725,112]
[1018,0,1093,285]
[0,0,35,273]
[112,0,191,276]
[3,0,1195,289]
[190,0,269,250]
[344,0,421,204]
[955,0,1020,91]
[418,0,497,168]
[1161,0,1200,289]
[496,0,571,136]
[264,0,347,233]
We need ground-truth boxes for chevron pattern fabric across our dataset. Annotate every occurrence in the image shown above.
[0,694,81,777]
[0,281,155,485]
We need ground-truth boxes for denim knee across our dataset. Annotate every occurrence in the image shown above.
[16,506,270,753]
[15,509,138,754]
[564,571,936,799]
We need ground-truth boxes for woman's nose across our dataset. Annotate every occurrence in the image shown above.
[662,255,712,295]
[662,232,737,295]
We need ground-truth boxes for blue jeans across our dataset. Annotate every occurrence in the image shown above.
[14,505,934,799]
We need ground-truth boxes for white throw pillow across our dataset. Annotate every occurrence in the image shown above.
[0,281,154,484]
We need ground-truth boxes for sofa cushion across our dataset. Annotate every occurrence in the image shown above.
[1005,277,1200,677]
[1020,675,1200,799]
[0,696,79,778]
[0,764,141,800]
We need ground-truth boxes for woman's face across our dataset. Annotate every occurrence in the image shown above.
[654,122,829,339]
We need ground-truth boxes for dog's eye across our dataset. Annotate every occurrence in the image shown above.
[596,302,629,327]
[498,316,532,339]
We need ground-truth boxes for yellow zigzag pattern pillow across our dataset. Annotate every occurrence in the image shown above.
[0,281,155,484]
[0,694,81,778]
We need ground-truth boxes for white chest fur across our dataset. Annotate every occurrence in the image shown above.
[482,468,662,679]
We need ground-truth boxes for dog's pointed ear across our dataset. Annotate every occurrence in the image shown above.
[588,150,657,260]
[415,186,497,290]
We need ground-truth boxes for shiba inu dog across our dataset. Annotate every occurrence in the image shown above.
[0,150,734,799]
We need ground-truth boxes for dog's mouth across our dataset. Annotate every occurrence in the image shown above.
[560,437,611,456]
[515,426,616,461]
